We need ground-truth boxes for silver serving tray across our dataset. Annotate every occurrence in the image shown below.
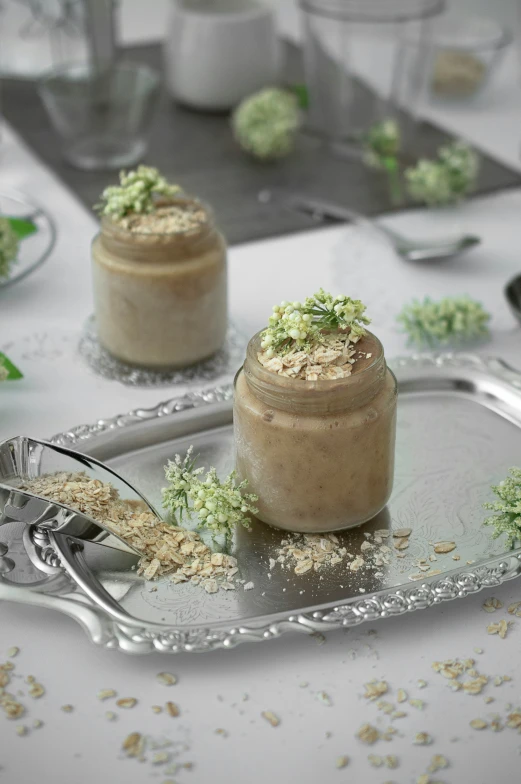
[2,354,521,655]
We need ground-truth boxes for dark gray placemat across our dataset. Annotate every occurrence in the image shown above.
[3,41,520,245]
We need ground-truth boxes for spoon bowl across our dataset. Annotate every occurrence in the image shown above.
[272,192,482,263]
[505,273,521,325]
[0,436,161,555]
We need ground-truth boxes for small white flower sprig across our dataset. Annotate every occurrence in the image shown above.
[405,140,479,207]
[232,87,301,161]
[260,289,370,357]
[397,295,490,347]
[0,216,19,279]
[95,166,181,221]
[162,447,258,540]
[483,468,521,546]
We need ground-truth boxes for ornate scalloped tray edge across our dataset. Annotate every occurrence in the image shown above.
[2,353,521,655]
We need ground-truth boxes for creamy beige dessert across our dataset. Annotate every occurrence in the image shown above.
[92,167,227,369]
[233,292,397,533]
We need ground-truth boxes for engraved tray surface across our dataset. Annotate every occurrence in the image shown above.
[2,354,521,654]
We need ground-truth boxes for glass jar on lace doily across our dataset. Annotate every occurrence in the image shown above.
[92,197,228,370]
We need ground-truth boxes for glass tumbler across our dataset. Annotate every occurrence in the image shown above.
[38,62,159,171]
[410,13,512,101]
[299,0,445,148]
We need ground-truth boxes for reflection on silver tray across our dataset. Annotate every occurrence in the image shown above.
[78,315,247,387]
[2,354,521,655]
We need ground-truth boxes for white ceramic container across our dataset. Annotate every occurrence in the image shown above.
[164,0,280,111]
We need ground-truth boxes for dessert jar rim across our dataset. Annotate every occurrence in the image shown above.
[237,329,390,414]
[99,195,216,240]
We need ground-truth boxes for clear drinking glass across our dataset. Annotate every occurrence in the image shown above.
[410,13,512,102]
[299,0,445,148]
[38,62,160,171]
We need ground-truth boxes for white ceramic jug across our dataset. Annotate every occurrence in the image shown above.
[163,0,281,111]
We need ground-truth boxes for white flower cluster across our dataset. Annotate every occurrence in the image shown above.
[96,166,181,220]
[163,447,258,539]
[261,289,370,356]
[484,467,521,545]
[261,301,313,357]
[397,295,490,347]
[0,217,19,279]
[405,140,479,206]
[232,87,301,161]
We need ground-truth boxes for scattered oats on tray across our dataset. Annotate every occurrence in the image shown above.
[117,698,137,709]
[97,689,117,701]
[317,691,333,706]
[22,471,240,594]
[506,711,521,729]
[427,754,448,772]
[487,620,512,639]
[28,683,45,699]
[364,680,388,700]
[433,541,456,554]
[356,723,380,745]
[396,688,408,703]
[122,732,145,758]
[413,732,433,745]
[482,597,503,612]
[261,710,280,727]
[156,673,177,686]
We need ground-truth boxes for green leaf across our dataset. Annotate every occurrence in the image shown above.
[7,217,37,240]
[0,353,23,380]
[291,84,309,110]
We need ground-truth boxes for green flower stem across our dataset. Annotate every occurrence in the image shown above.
[381,156,403,206]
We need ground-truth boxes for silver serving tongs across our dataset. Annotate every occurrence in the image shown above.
[0,436,161,556]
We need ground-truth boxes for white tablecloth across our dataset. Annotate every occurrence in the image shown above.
[2,80,521,783]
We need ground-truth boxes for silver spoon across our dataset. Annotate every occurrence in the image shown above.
[0,436,161,556]
[261,191,481,263]
[505,273,521,326]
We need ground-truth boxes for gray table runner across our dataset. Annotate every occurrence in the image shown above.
[3,42,520,245]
